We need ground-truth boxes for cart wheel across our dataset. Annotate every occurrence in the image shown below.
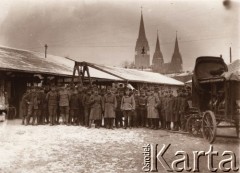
[187,116,202,136]
[202,111,217,143]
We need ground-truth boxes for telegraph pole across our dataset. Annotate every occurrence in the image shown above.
[44,44,48,58]
[230,46,232,63]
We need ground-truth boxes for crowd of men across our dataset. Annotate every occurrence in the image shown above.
[21,84,192,131]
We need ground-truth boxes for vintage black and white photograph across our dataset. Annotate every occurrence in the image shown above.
[0,0,239,172]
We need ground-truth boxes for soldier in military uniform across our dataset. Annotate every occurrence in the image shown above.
[121,88,135,129]
[172,89,181,131]
[159,90,166,129]
[147,88,160,129]
[46,85,58,126]
[115,89,124,128]
[38,87,47,125]
[103,87,117,129]
[165,90,174,130]
[132,89,139,127]
[25,86,34,125]
[77,86,85,126]
[31,87,41,125]
[21,87,30,125]
[69,88,81,125]
[89,88,103,128]
[82,88,92,127]
[58,85,70,125]
[137,89,147,127]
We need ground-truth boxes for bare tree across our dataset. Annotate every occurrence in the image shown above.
[120,60,135,69]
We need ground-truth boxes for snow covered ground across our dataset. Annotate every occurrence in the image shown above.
[0,120,239,173]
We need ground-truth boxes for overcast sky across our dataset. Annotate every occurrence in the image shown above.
[0,0,239,71]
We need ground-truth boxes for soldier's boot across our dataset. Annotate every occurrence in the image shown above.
[22,117,25,125]
[110,119,114,129]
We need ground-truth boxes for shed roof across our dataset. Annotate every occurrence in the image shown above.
[0,46,183,85]
[86,62,184,86]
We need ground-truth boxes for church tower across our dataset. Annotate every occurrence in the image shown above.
[170,33,183,73]
[135,10,150,69]
[152,31,164,72]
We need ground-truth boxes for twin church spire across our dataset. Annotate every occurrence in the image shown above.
[135,10,183,73]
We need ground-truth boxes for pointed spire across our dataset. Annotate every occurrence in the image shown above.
[174,31,180,53]
[171,31,183,72]
[152,30,164,69]
[138,9,147,40]
[155,30,160,53]
[135,8,149,52]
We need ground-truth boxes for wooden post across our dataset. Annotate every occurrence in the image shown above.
[44,44,48,58]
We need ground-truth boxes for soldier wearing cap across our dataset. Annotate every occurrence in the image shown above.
[58,85,70,125]
[165,89,174,130]
[159,90,166,129]
[147,87,160,129]
[37,86,46,125]
[131,89,139,127]
[31,86,41,125]
[82,88,92,127]
[21,87,31,125]
[46,85,58,125]
[136,89,147,127]
[77,86,85,126]
[89,88,103,128]
[103,86,117,129]
[121,88,135,129]
[69,87,81,125]
[115,88,124,128]
[171,89,181,131]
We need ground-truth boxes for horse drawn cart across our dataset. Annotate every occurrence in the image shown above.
[187,56,240,143]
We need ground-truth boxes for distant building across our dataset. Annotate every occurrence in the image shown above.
[134,11,150,69]
[152,33,183,74]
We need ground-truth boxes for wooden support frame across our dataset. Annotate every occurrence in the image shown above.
[72,62,92,87]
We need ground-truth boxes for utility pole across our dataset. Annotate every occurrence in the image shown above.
[44,44,48,58]
[230,46,232,63]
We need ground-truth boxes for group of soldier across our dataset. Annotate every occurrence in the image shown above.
[21,84,191,131]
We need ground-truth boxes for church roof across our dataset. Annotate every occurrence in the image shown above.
[152,32,163,63]
[135,11,149,51]
[171,34,183,65]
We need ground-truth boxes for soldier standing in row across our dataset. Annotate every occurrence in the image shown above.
[115,89,124,128]
[38,87,47,125]
[21,87,30,125]
[58,85,70,125]
[31,87,41,125]
[165,90,173,130]
[147,88,159,129]
[137,89,147,127]
[159,90,165,129]
[171,89,181,131]
[132,89,139,127]
[103,87,117,129]
[82,89,92,127]
[89,89,103,128]
[69,88,82,125]
[121,88,135,129]
[78,87,85,126]
[46,86,58,126]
